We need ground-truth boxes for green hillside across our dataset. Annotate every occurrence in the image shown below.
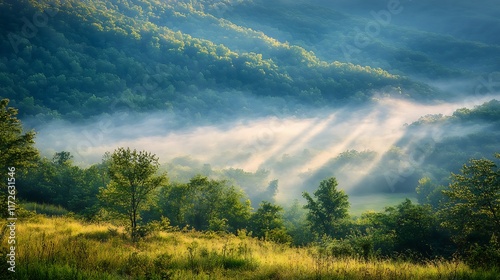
[0,0,464,122]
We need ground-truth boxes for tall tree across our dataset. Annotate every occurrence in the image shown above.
[440,154,500,247]
[249,201,291,243]
[0,99,39,217]
[303,177,349,238]
[99,147,168,240]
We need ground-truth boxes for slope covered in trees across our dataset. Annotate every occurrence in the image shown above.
[3,0,488,123]
[224,0,500,79]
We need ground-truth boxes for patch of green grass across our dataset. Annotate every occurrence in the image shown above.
[15,262,121,280]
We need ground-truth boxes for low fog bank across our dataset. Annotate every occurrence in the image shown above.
[34,96,500,202]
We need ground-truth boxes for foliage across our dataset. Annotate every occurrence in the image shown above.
[0,0,456,123]
[416,177,446,209]
[0,99,38,168]
[249,201,291,243]
[465,234,500,269]
[440,154,500,263]
[283,199,313,246]
[21,202,69,216]
[17,152,107,219]
[98,147,168,240]
[159,175,251,233]
[3,96,500,270]
[303,177,350,238]
[0,98,39,217]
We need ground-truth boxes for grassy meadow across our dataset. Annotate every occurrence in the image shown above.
[2,215,498,280]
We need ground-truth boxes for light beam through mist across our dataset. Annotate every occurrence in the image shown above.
[34,96,500,201]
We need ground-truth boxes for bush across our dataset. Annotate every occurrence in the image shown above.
[266,228,292,244]
[465,235,500,269]
[328,239,356,258]
[122,252,153,278]
[353,235,374,261]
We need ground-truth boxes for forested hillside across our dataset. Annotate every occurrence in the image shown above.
[5,0,494,123]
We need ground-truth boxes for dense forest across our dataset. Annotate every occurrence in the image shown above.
[1,0,500,278]
[2,0,499,124]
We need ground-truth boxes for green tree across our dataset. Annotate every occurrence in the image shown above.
[52,151,73,165]
[303,177,349,238]
[50,152,86,210]
[386,199,441,256]
[17,157,57,205]
[440,154,500,250]
[359,200,449,258]
[416,177,446,209]
[0,99,39,217]
[160,175,251,232]
[159,182,190,226]
[69,162,109,219]
[250,201,291,243]
[186,175,224,231]
[17,151,106,219]
[99,147,168,240]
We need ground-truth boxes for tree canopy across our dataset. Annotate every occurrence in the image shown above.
[440,155,500,246]
[99,147,168,240]
[303,177,349,238]
[0,98,39,217]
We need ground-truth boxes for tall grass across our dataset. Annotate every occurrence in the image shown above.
[2,215,498,279]
[21,202,69,216]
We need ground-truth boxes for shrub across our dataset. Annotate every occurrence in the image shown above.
[465,235,500,269]
[266,228,292,244]
[328,239,356,258]
[122,252,153,278]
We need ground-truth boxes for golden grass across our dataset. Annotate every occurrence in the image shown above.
[2,215,498,279]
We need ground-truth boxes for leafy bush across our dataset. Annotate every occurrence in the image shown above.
[122,252,153,278]
[265,228,292,244]
[465,235,500,269]
[328,239,356,258]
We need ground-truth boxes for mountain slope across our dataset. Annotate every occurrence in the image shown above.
[224,0,500,78]
[0,0,443,122]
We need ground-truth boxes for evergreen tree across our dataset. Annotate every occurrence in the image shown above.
[0,99,39,217]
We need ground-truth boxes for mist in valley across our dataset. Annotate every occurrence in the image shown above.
[33,93,500,207]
